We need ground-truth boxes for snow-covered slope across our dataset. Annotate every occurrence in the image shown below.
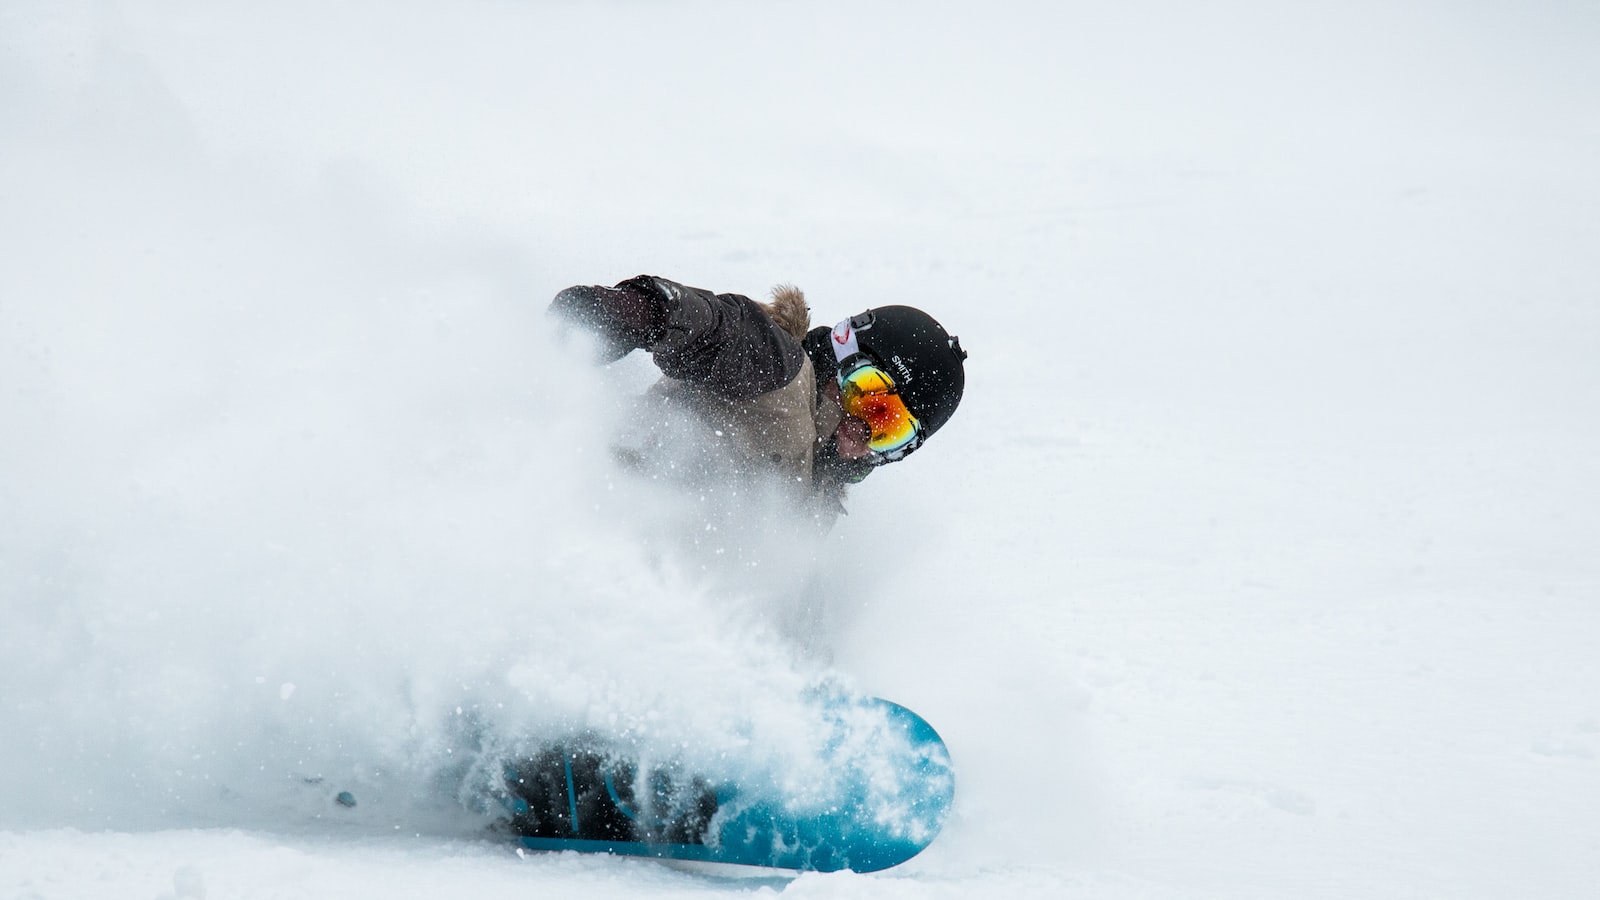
[3,2,1598,898]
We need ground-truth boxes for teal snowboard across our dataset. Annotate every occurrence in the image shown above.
[499,695,954,872]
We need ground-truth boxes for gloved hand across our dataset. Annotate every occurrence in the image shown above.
[548,278,666,363]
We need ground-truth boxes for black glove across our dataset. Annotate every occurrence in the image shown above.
[548,278,667,363]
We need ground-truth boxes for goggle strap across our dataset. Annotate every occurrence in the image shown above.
[830,316,863,366]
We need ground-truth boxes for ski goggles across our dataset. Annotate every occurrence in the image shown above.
[838,358,922,460]
[830,313,922,462]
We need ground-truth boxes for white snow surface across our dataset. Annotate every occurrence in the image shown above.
[3,1,1599,898]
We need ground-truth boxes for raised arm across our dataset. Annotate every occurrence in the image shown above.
[550,275,804,400]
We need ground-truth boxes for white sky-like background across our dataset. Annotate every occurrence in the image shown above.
[3,2,1598,897]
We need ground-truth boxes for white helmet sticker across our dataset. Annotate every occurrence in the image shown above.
[830,317,861,363]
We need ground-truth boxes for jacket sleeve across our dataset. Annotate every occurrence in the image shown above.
[621,275,806,401]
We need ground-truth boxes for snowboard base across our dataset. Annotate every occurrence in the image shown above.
[500,696,954,872]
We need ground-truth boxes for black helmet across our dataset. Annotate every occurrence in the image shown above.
[804,305,968,442]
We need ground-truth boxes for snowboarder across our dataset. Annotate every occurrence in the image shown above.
[549,275,966,522]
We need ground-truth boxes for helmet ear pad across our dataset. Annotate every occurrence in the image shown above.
[850,306,966,440]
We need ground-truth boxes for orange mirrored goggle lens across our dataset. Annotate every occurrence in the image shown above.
[839,363,921,455]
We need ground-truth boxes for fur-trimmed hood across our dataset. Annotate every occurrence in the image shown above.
[762,284,811,342]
